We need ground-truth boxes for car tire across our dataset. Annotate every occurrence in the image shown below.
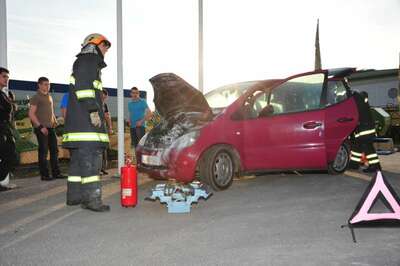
[199,145,235,191]
[327,141,350,175]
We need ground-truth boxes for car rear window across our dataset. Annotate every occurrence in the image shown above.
[326,80,348,106]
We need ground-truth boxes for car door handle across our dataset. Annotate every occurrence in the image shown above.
[303,121,322,129]
[337,117,354,123]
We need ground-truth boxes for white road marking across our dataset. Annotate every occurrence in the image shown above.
[0,175,116,214]
[0,186,66,214]
[0,208,81,251]
[0,176,152,250]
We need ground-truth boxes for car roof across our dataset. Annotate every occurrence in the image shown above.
[327,67,356,78]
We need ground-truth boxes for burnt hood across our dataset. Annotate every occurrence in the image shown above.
[149,73,212,119]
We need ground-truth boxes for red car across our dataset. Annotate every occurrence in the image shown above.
[136,68,358,190]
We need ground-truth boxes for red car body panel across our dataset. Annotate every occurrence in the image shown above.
[324,97,358,162]
[137,145,201,183]
[137,69,358,183]
[240,109,326,170]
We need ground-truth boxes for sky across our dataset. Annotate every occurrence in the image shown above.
[5,0,400,109]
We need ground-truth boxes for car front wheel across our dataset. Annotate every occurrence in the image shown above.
[328,142,350,175]
[199,145,235,191]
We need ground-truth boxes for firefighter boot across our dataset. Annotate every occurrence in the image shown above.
[66,179,81,206]
[81,183,110,212]
[363,164,381,173]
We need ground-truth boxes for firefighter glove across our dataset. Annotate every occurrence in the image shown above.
[90,112,102,128]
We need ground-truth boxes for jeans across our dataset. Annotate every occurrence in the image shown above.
[130,126,145,148]
[34,127,60,177]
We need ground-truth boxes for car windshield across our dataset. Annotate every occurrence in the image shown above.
[205,81,258,109]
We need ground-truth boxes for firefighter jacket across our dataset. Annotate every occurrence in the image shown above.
[352,91,376,140]
[62,45,109,149]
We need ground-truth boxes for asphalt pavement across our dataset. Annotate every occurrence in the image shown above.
[0,154,400,266]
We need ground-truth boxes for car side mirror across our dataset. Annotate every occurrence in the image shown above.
[232,104,252,120]
[231,107,245,120]
[258,105,274,118]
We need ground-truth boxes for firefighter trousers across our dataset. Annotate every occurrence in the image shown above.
[67,147,104,205]
[350,136,381,169]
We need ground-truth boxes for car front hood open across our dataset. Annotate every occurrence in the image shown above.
[149,73,212,120]
[143,73,213,149]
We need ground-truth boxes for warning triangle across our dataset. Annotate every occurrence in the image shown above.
[349,171,400,225]
[368,192,395,214]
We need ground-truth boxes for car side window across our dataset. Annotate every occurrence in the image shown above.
[269,73,324,114]
[326,80,348,106]
[251,91,269,116]
[239,90,269,119]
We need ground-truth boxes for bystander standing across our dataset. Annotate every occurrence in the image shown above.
[60,92,69,119]
[101,89,112,175]
[128,86,151,148]
[29,77,66,181]
[0,67,18,191]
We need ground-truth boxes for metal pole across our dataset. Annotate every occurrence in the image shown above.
[116,0,125,173]
[397,52,400,111]
[198,0,203,92]
[0,0,9,186]
[314,19,322,70]
[0,0,7,68]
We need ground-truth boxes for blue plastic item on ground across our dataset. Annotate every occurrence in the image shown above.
[146,181,212,213]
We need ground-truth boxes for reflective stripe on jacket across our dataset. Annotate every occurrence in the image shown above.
[63,46,109,149]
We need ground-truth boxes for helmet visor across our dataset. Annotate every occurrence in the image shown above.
[101,40,111,48]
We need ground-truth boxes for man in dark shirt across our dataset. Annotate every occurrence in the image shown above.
[0,67,18,191]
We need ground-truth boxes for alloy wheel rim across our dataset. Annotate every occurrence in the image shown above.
[213,152,233,186]
[333,145,348,172]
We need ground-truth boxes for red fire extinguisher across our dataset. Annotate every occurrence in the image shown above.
[121,157,137,207]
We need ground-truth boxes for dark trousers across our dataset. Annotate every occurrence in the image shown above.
[0,124,17,181]
[34,127,60,177]
[101,148,108,171]
[67,147,103,204]
[130,126,145,148]
[350,135,381,169]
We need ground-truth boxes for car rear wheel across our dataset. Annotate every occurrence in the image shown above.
[199,145,235,191]
[328,142,350,175]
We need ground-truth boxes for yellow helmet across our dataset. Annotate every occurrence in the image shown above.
[81,33,111,48]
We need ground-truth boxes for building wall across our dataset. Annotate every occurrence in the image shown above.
[349,77,398,107]
[13,90,136,119]
[9,79,148,120]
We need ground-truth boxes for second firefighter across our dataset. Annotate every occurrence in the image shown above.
[349,91,381,173]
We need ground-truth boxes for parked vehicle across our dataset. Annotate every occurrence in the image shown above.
[136,68,358,190]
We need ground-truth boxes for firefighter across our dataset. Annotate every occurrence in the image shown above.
[62,33,111,212]
[348,91,381,173]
